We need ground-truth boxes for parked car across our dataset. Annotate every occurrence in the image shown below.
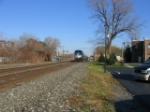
[132,57,150,82]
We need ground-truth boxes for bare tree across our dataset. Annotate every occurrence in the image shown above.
[44,36,60,55]
[9,34,33,63]
[19,38,46,63]
[10,39,23,63]
[128,30,140,41]
[0,40,16,63]
[18,33,39,48]
[88,0,142,54]
[93,45,122,54]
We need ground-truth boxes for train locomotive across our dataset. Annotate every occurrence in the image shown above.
[74,50,88,62]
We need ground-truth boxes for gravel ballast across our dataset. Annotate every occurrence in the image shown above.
[0,63,88,112]
[0,62,149,112]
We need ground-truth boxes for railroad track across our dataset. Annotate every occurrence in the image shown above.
[0,61,76,91]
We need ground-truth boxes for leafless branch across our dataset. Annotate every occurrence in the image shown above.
[88,0,143,54]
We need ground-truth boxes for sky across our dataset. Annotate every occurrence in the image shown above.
[0,0,150,56]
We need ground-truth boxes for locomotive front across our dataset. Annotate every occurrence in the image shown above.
[74,50,83,62]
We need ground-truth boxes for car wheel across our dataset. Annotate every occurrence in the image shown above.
[148,76,150,82]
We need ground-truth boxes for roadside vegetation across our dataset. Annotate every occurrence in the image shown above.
[108,61,121,67]
[68,61,120,112]
[0,34,73,64]
[126,63,141,67]
[98,53,117,65]
[0,35,60,64]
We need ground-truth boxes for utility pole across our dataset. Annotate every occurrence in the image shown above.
[104,24,108,73]
[62,46,64,60]
[122,42,125,61]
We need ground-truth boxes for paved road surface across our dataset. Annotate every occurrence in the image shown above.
[106,67,150,111]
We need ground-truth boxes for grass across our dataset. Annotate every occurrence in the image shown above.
[109,62,122,67]
[94,61,122,67]
[107,62,141,67]
[126,63,141,67]
[68,61,120,112]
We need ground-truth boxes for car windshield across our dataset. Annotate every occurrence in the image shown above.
[144,58,150,64]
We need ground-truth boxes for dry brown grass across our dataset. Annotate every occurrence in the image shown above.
[68,62,119,112]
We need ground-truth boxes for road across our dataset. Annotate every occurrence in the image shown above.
[106,67,150,111]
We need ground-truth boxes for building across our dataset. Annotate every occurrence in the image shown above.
[132,38,150,62]
[94,54,100,61]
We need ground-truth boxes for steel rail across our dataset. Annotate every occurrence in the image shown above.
[0,61,68,76]
[0,61,75,91]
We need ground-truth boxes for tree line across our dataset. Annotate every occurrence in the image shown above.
[0,34,61,63]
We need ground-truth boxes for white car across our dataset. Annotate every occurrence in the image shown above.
[132,58,150,82]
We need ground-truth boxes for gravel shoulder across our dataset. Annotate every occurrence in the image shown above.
[0,62,149,112]
[0,63,88,112]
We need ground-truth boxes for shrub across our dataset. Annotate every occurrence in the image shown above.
[124,45,132,62]
[98,53,105,62]
[98,53,116,65]
[106,53,116,65]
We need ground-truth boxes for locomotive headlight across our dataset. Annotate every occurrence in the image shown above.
[78,55,81,58]
[141,70,148,74]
